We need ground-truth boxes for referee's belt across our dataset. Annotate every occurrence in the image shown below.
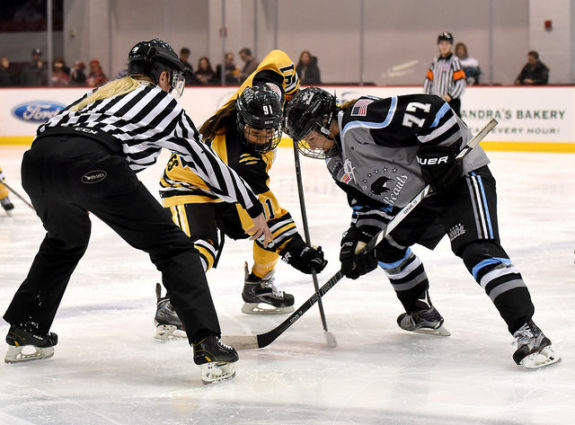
[34,126,123,154]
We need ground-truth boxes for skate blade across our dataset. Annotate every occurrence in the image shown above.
[200,362,236,385]
[520,346,561,369]
[413,325,451,337]
[241,302,294,315]
[404,324,451,337]
[154,324,187,342]
[5,345,55,363]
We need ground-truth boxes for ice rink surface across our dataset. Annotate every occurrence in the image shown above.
[1,145,574,425]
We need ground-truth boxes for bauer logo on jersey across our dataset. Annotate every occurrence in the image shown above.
[81,170,107,184]
[12,101,66,124]
[350,99,373,117]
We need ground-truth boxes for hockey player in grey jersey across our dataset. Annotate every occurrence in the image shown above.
[284,87,560,369]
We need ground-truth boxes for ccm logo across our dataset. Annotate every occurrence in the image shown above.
[417,156,449,165]
[81,170,107,184]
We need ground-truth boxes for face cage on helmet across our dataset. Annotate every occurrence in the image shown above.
[292,111,339,159]
[240,124,282,154]
[296,134,339,160]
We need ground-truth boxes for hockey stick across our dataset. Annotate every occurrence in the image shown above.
[222,118,498,350]
[292,142,337,348]
[1,180,34,210]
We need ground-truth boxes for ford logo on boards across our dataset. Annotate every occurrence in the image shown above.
[11,101,66,123]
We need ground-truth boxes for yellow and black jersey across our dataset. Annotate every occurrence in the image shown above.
[160,123,297,253]
[220,49,300,111]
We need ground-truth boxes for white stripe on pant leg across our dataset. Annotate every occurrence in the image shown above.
[467,175,488,238]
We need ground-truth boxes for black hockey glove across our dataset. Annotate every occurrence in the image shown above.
[280,235,328,274]
[339,227,378,280]
[416,143,463,192]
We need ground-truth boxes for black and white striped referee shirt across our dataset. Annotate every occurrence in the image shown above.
[37,82,263,217]
[423,53,466,100]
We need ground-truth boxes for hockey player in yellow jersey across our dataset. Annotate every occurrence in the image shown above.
[0,167,15,214]
[154,51,327,340]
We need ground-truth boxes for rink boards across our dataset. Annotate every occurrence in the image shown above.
[0,85,574,152]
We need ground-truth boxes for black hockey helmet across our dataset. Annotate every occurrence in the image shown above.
[284,87,338,159]
[236,85,283,153]
[437,32,454,44]
[128,38,185,98]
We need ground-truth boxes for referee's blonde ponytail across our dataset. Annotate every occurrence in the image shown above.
[70,75,154,112]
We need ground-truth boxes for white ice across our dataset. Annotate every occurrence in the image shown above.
[1,145,574,425]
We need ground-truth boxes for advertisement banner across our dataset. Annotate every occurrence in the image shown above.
[1,86,574,151]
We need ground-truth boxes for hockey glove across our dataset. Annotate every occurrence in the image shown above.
[416,143,462,192]
[280,235,328,274]
[339,226,378,280]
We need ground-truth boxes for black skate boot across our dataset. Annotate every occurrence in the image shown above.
[193,335,239,384]
[154,283,186,341]
[241,264,294,314]
[512,320,560,369]
[397,291,450,336]
[1,196,14,215]
[5,326,58,363]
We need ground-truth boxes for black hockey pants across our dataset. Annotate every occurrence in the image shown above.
[375,166,534,334]
[3,135,220,343]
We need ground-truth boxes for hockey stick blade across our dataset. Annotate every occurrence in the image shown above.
[222,118,498,350]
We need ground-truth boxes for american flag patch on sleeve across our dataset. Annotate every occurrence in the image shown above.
[350,99,373,116]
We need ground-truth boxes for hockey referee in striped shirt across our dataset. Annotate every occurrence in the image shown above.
[423,32,466,115]
[3,38,272,384]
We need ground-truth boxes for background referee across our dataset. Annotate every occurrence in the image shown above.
[423,32,466,115]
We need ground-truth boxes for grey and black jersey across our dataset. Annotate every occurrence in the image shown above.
[326,94,489,231]
[36,82,263,217]
[423,53,466,99]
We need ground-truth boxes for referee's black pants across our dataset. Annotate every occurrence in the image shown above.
[3,135,220,343]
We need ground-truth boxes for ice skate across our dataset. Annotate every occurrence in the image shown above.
[241,264,294,314]
[193,335,239,384]
[154,283,186,341]
[513,320,560,369]
[397,291,450,336]
[5,326,58,363]
[1,196,14,216]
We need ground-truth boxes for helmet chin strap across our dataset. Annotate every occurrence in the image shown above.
[318,110,335,139]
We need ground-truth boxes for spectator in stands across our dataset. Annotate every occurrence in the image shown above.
[69,61,87,86]
[0,56,15,86]
[455,42,481,85]
[86,59,108,87]
[179,47,197,85]
[238,48,259,81]
[514,51,549,85]
[296,50,322,85]
[215,52,241,84]
[194,56,216,85]
[20,48,47,86]
[51,58,70,86]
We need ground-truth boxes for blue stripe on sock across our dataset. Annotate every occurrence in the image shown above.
[378,248,412,270]
[472,257,511,280]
